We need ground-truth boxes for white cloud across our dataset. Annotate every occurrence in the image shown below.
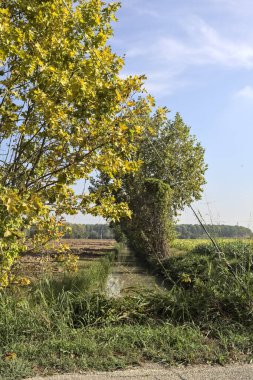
[236,85,253,100]
[127,18,253,69]
[122,17,253,97]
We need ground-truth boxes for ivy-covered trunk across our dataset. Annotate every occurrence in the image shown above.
[120,178,175,259]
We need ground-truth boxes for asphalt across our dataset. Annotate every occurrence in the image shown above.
[27,363,253,380]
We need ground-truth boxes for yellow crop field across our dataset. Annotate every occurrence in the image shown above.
[172,238,253,252]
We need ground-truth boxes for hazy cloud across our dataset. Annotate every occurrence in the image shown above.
[127,18,253,69]
[236,85,253,100]
[122,16,253,96]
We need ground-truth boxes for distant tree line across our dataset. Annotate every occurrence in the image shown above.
[63,224,114,240]
[29,223,252,240]
[176,224,252,239]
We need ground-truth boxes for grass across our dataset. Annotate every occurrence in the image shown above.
[1,294,253,379]
[159,239,253,288]
[1,239,253,379]
[1,323,237,377]
[1,285,253,379]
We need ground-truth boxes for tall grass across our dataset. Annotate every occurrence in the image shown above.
[1,242,253,379]
[0,258,111,344]
[149,240,253,326]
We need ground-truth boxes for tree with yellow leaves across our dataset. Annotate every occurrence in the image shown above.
[0,0,153,285]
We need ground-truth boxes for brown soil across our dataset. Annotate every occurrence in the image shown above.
[13,239,116,283]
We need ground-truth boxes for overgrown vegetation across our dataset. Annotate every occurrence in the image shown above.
[93,112,207,259]
[115,179,176,258]
[1,241,253,379]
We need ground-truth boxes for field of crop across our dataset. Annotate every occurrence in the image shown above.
[13,239,116,284]
[42,238,115,253]
[172,238,253,252]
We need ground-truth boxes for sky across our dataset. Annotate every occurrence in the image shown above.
[68,0,253,229]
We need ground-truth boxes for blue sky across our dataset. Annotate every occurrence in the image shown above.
[69,0,253,229]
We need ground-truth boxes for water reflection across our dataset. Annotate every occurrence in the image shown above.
[106,247,164,297]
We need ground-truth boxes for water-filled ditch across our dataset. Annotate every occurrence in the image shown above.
[106,246,165,297]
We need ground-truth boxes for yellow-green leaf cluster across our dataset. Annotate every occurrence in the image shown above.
[0,0,154,283]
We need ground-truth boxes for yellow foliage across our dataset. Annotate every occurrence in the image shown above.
[0,0,155,285]
[180,273,192,283]
[3,352,17,361]
[19,277,31,286]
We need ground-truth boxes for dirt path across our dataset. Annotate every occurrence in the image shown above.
[27,363,253,380]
